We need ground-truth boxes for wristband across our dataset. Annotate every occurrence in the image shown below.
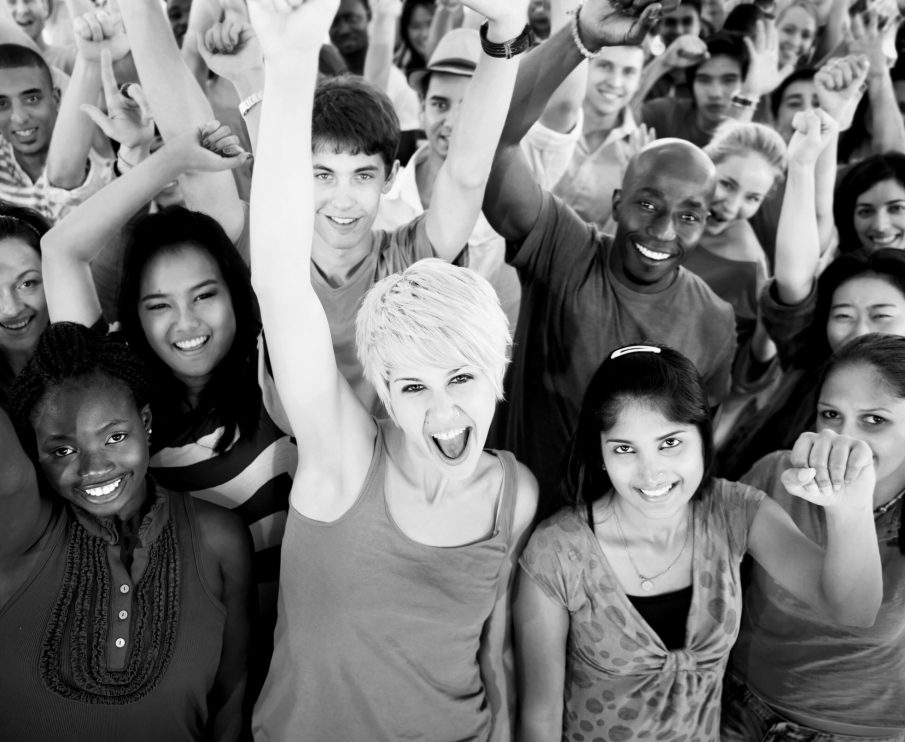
[239,90,264,118]
[479,21,531,59]
[730,90,758,109]
[569,4,602,60]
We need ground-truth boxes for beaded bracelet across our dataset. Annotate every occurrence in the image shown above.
[570,4,602,60]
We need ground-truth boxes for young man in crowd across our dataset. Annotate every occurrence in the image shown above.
[484,0,737,506]
[6,0,75,73]
[644,0,703,99]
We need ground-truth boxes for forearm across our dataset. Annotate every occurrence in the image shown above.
[630,56,670,115]
[427,1,465,57]
[774,161,819,304]
[819,507,882,626]
[45,55,101,189]
[363,8,398,93]
[182,0,222,87]
[866,71,905,155]
[232,72,265,151]
[814,129,838,254]
[118,0,214,138]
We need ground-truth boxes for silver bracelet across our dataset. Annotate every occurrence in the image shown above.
[570,4,602,60]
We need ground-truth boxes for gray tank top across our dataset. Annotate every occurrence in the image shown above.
[253,425,519,741]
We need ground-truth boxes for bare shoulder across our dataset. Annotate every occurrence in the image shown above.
[190,497,253,580]
[727,220,767,263]
[512,461,539,543]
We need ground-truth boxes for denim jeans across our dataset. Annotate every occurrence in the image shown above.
[721,672,905,742]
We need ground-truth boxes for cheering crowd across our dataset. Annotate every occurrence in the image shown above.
[1,0,904,739]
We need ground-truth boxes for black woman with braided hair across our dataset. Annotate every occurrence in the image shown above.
[0,322,253,742]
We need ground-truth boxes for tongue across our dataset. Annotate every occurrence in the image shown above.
[435,429,468,460]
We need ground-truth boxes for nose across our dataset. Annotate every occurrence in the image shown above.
[648,212,676,242]
[445,101,462,131]
[0,287,23,318]
[427,387,458,422]
[722,191,742,219]
[636,456,667,485]
[9,100,28,125]
[871,208,892,233]
[78,447,115,480]
[174,302,202,331]
[329,180,356,210]
[852,314,874,339]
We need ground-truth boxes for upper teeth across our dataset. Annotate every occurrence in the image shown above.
[432,427,466,440]
[872,235,899,244]
[14,128,36,136]
[329,216,355,225]
[641,483,672,497]
[85,478,122,497]
[635,243,671,261]
[1,317,29,330]
[175,336,208,350]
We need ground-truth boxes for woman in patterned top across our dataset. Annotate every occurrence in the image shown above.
[514,344,883,742]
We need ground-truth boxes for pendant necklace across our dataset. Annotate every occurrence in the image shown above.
[612,504,691,593]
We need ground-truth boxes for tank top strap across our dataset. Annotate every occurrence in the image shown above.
[490,450,520,544]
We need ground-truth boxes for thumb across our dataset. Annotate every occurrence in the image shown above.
[80,103,114,138]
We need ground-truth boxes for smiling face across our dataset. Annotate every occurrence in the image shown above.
[693,55,743,130]
[660,4,702,47]
[853,178,905,252]
[0,65,58,159]
[601,400,704,520]
[422,72,471,161]
[817,363,905,499]
[585,46,645,118]
[137,245,237,394]
[406,4,433,59]
[777,6,817,67]
[611,144,714,292]
[826,275,905,351]
[330,0,370,57]
[33,377,151,520]
[386,363,496,480]
[705,152,777,235]
[7,0,47,41]
[312,144,396,253]
[0,236,47,360]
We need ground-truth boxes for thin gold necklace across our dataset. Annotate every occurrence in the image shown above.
[612,504,691,593]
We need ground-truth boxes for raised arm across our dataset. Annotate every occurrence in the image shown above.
[748,429,882,627]
[248,0,374,506]
[773,108,837,306]
[363,0,400,94]
[536,0,588,134]
[428,0,465,56]
[42,120,249,327]
[628,33,707,117]
[117,0,245,240]
[44,13,131,190]
[483,0,661,243]
[424,0,529,260]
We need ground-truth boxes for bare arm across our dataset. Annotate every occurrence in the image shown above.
[537,0,587,134]
[773,109,837,305]
[363,0,401,94]
[248,0,374,511]
[477,464,538,741]
[0,407,46,564]
[747,430,882,627]
[42,122,249,327]
[428,0,465,57]
[483,0,661,243]
[425,0,528,261]
[629,34,708,117]
[118,0,245,241]
[514,568,569,742]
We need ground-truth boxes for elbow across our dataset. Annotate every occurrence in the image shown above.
[831,601,881,629]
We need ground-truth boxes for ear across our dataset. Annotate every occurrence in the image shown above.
[382,159,401,194]
[140,404,153,435]
[611,189,622,222]
[52,86,61,108]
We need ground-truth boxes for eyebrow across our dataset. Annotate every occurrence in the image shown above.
[818,402,893,414]
[392,367,467,383]
[43,419,132,441]
[831,302,900,309]
[605,429,687,443]
[140,278,219,302]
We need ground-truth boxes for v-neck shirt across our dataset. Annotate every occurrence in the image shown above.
[519,479,764,740]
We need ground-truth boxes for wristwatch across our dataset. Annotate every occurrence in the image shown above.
[479,21,532,59]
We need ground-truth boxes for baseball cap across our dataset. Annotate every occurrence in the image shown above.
[408,29,482,93]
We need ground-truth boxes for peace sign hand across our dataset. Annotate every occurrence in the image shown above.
[781,430,875,514]
[79,49,154,150]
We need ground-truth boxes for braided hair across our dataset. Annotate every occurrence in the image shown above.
[11,321,151,437]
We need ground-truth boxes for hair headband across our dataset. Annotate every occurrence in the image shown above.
[610,345,662,359]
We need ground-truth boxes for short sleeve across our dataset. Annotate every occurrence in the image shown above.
[740,450,788,496]
[40,149,114,223]
[376,213,436,275]
[706,480,766,561]
[760,278,819,369]
[506,190,598,284]
[518,512,586,612]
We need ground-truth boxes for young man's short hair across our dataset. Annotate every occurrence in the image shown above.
[0,44,54,90]
[313,75,400,173]
[770,67,816,118]
[686,33,748,89]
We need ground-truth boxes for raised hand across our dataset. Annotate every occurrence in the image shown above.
[461,0,530,37]
[786,107,838,166]
[247,0,340,62]
[814,54,869,130]
[577,0,665,49]
[659,33,709,70]
[80,49,154,149]
[166,120,253,171]
[848,8,894,77]
[741,18,794,98]
[781,429,875,513]
[72,8,131,63]
[625,122,655,157]
[197,20,264,83]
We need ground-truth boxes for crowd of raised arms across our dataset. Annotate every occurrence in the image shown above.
[2,0,905,739]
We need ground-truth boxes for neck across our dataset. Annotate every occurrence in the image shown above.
[582,102,623,148]
[14,147,47,183]
[693,107,720,137]
[180,374,210,409]
[311,229,374,287]
[609,494,690,545]
[2,346,34,377]
[344,48,367,75]
[385,424,457,505]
